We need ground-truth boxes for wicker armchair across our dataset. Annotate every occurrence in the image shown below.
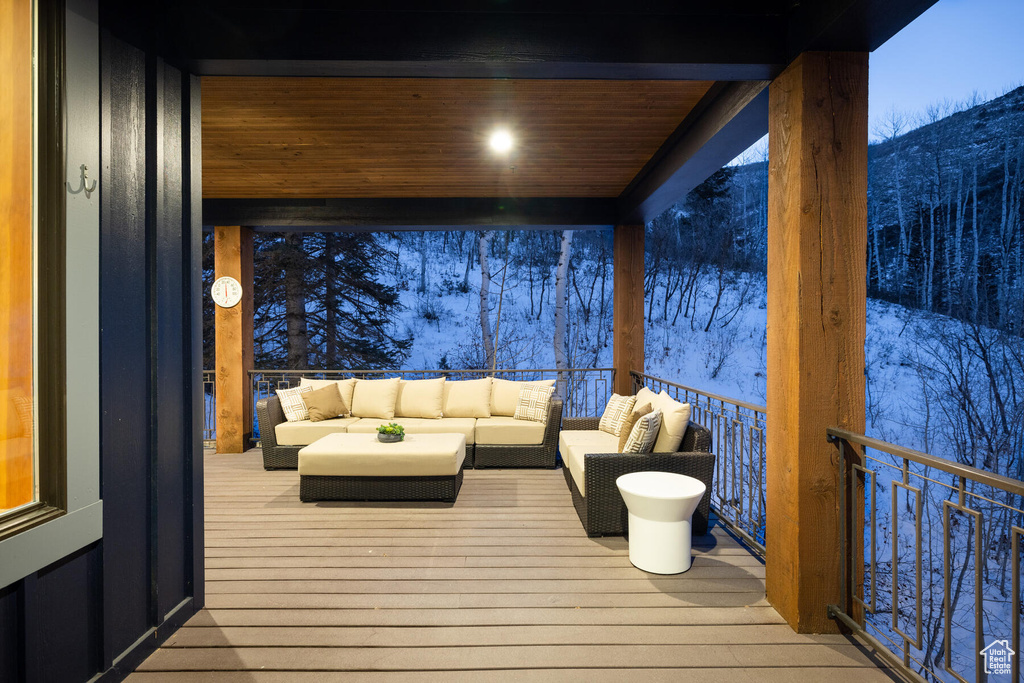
[256,396,304,469]
[474,400,563,468]
[560,416,714,537]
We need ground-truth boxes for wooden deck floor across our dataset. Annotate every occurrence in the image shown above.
[128,450,900,682]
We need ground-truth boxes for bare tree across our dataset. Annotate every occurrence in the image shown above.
[478,230,495,369]
[553,230,574,380]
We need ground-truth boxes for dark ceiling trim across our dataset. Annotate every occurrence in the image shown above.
[189,59,778,81]
[203,197,618,231]
[788,0,940,56]
[618,81,768,223]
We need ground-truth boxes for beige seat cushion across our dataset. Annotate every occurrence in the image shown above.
[652,391,692,453]
[346,417,477,444]
[558,429,619,497]
[475,416,546,445]
[394,377,445,419]
[300,377,356,412]
[442,378,492,418]
[275,417,360,446]
[298,433,465,477]
[351,378,401,419]
[490,378,555,417]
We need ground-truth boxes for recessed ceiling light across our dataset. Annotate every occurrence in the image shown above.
[490,129,513,153]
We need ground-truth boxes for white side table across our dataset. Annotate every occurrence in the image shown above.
[616,471,707,574]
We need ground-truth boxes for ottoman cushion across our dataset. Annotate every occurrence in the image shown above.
[298,433,465,477]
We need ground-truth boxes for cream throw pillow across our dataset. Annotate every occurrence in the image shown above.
[635,386,660,410]
[599,393,636,436]
[277,385,313,422]
[623,409,663,453]
[351,378,401,419]
[653,391,692,452]
[491,378,556,416]
[442,378,492,418]
[300,377,356,413]
[394,377,446,419]
[512,384,555,423]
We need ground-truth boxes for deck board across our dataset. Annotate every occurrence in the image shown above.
[127,450,900,681]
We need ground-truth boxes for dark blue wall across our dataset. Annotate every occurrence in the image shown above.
[0,4,204,681]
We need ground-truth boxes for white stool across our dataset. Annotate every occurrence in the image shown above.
[616,471,707,574]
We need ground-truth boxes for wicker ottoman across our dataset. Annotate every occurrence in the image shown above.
[298,432,466,503]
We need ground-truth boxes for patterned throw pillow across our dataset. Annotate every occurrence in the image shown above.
[277,385,313,422]
[599,393,637,436]
[513,384,555,423]
[623,409,663,453]
[618,403,653,452]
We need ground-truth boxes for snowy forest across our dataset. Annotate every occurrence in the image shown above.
[204,85,1024,681]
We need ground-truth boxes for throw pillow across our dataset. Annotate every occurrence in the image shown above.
[299,377,357,414]
[302,383,348,422]
[394,377,446,419]
[634,386,660,410]
[623,409,663,453]
[599,393,636,436]
[490,378,556,416]
[277,385,313,422]
[351,377,401,419]
[512,384,555,423]
[618,402,653,452]
[442,378,492,418]
[653,391,692,452]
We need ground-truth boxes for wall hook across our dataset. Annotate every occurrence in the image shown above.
[67,164,97,198]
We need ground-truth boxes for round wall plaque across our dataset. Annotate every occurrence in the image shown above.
[211,276,243,308]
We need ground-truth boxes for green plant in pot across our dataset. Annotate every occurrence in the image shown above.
[376,422,405,443]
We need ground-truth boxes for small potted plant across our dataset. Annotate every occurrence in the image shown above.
[376,422,405,443]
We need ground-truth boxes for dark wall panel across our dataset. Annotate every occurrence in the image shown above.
[100,31,153,665]
[22,546,102,682]
[152,58,187,621]
[0,584,22,681]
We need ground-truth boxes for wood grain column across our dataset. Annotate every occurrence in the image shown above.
[613,224,645,395]
[766,52,867,633]
[214,226,253,454]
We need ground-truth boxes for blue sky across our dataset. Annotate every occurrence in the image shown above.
[731,0,1024,162]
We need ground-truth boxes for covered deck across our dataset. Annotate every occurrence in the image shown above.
[127,450,899,681]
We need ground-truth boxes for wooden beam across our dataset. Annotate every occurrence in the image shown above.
[214,226,253,454]
[765,52,867,634]
[618,81,769,224]
[613,225,645,395]
[203,198,618,231]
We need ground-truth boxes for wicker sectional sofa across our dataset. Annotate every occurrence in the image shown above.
[559,415,714,537]
[256,377,563,471]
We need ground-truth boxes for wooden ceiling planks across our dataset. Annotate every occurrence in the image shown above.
[201,77,712,199]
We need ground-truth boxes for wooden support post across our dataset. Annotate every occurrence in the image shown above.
[766,52,867,633]
[613,224,645,395]
[214,226,254,454]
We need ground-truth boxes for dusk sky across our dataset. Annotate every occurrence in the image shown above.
[732,0,1024,162]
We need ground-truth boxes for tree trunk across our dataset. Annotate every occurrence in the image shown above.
[478,230,495,370]
[324,233,339,366]
[283,233,309,369]
[554,230,574,380]
[418,231,428,293]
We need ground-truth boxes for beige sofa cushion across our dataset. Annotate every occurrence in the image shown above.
[351,378,400,419]
[347,417,477,444]
[299,433,465,477]
[634,386,660,410]
[653,391,692,452]
[275,417,360,446]
[442,378,492,418]
[490,378,556,416]
[475,416,546,445]
[558,429,619,497]
[394,378,445,419]
[300,377,356,413]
